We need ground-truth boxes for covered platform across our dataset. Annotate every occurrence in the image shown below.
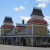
[0,35,50,47]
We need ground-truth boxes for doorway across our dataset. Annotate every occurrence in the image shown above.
[20,37,26,46]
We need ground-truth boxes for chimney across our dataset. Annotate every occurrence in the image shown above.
[22,20,24,24]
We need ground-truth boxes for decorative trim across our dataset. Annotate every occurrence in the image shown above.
[27,24,47,27]
[0,35,50,37]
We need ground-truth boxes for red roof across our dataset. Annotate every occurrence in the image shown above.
[17,27,24,32]
[1,25,15,28]
[27,18,47,24]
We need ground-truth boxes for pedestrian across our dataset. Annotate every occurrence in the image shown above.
[44,42,47,47]
[15,39,18,46]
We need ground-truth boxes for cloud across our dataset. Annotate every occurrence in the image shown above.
[44,16,50,23]
[20,16,30,21]
[48,27,50,30]
[37,0,50,8]
[37,0,50,2]
[37,3,46,7]
[20,16,50,30]
[20,6,25,10]
[14,6,25,11]
[44,16,50,30]
[20,16,50,24]
[14,7,19,11]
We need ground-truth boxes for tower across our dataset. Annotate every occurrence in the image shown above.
[3,17,13,25]
[1,17,15,35]
[27,8,48,35]
[27,7,48,46]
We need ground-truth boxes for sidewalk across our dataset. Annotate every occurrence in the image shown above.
[0,45,50,50]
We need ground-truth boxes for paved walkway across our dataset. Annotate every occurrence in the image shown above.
[0,45,50,50]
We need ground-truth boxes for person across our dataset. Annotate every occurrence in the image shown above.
[15,39,18,46]
[10,40,12,45]
[44,42,47,47]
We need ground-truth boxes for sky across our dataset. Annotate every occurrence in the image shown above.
[0,0,50,30]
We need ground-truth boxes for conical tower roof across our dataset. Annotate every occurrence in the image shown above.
[31,8,44,17]
[3,17,13,23]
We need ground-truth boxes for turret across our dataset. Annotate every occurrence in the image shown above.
[30,8,44,19]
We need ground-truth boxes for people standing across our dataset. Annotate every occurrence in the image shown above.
[15,39,18,46]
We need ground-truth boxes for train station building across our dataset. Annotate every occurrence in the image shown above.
[0,7,50,47]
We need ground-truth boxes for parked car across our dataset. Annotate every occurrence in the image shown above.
[38,42,44,47]
[44,42,50,47]
[47,43,50,47]
[38,42,50,47]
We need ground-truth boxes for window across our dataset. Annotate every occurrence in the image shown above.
[36,30,38,34]
[40,30,41,34]
[29,39,30,44]
[28,30,29,33]
[47,30,49,35]
[16,30,17,32]
[27,30,32,34]
[43,30,45,34]
[30,30,32,33]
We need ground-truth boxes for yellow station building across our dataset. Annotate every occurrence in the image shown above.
[0,7,50,47]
